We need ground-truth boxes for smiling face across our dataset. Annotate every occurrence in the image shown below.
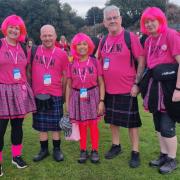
[103,10,122,35]
[6,25,21,41]
[76,41,89,57]
[40,25,57,48]
[144,19,160,35]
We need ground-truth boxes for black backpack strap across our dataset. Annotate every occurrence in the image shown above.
[0,39,2,49]
[30,45,38,63]
[100,35,108,51]
[19,42,28,57]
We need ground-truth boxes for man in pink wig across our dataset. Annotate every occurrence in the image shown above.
[0,15,36,176]
[140,7,180,174]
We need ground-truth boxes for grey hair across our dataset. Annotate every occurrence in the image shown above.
[103,5,120,19]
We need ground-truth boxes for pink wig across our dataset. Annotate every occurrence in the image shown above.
[70,33,95,59]
[140,7,168,35]
[1,14,27,42]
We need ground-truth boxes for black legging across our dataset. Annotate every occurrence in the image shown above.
[0,118,24,151]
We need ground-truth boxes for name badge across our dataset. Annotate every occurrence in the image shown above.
[13,68,21,80]
[103,57,110,70]
[43,74,51,86]
[80,88,88,100]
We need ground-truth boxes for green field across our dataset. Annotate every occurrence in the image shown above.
[2,99,180,180]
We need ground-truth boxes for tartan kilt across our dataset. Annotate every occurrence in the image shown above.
[104,93,142,128]
[33,96,63,132]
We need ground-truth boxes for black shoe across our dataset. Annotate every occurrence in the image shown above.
[129,151,140,168]
[105,144,122,159]
[149,153,167,167]
[78,150,88,163]
[90,150,100,163]
[53,148,64,162]
[33,149,49,162]
[159,157,177,174]
[12,156,27,169]
[0,164,3,177]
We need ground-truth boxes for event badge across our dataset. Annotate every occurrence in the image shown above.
[80,88,88,100]
[13,68,21,80]
[43,74,51,86]
[103,57,110,70]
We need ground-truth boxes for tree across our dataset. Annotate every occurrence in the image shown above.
[85,7,103,26]
[106,0,166,28]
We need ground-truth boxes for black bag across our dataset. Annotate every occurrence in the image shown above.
[35,94,53,112]
[152,63,178,81]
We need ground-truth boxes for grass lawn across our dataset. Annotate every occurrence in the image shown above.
[2,98,180,180]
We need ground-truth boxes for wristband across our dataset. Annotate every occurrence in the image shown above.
[175,87,180,91]
[99,99,104,102]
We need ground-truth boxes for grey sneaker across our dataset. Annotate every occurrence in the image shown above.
[159,157,177,174]
[78,150,88,163]
[0,165,3,177]
[90,150,100,163]
[105,144,122,159]
[149,153,167,167]
[129,151,140,168]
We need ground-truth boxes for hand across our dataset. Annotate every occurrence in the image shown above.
[97,102,105,116]
[172,89,180,102]
[130,84,139,97]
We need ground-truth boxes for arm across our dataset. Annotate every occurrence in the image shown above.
[131,55,145,97]
[65,78,72,113]
[26,63,32,85]
[172,55,180,102]
[62,71,67,103]
[97,76,105,115]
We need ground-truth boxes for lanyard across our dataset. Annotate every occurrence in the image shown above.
[77,58,90,83]
[41,45,56,70]
[4,38,19,64]
[147,34,162,60]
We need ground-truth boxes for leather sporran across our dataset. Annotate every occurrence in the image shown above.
[35,94,53,112]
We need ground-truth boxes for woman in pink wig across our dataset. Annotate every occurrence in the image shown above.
[0,15,36,176]
[66,33,105,163]
[140,7,180,174]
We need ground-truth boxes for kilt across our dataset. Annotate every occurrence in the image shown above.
[0,83,36,119]
[104,93,142,128]
[69,86,99,122]
[33,96,63,132]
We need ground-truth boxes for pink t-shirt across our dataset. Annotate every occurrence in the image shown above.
[98,29,144,94]
[145,28,180,69]
[67,57,103,89]
[0,38,28,84]
[32,45,68,96]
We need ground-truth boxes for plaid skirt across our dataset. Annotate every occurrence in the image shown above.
[0,83,36,119]
[33,96,63,132]
[69,86,99,122]
[104,93,141,128]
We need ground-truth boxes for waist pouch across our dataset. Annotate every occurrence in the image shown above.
[35,94,53,112]
[152,63,178,81]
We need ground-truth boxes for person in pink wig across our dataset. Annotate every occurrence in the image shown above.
[66,33,105,163]
[0,15,36,176]
[140,7,180,174]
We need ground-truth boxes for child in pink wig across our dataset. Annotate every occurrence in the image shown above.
[66,33,105,163]
[0,15,36,176]
[140,7,180,174]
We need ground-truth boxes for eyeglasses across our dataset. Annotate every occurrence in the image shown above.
[106,16,120,21]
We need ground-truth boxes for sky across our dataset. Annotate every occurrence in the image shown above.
[61,0,180,17]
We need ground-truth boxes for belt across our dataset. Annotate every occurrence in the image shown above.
[72,86,97,91]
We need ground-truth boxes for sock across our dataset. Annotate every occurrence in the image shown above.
[40,140,48,150]
[11,144,22,157]
[53,140,60,149]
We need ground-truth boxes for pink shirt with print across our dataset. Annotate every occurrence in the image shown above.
[0,38,28,84]
[67,57,103,89]
[145,28,180,69]
[98,29,144,94]
[32,46,68,96]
